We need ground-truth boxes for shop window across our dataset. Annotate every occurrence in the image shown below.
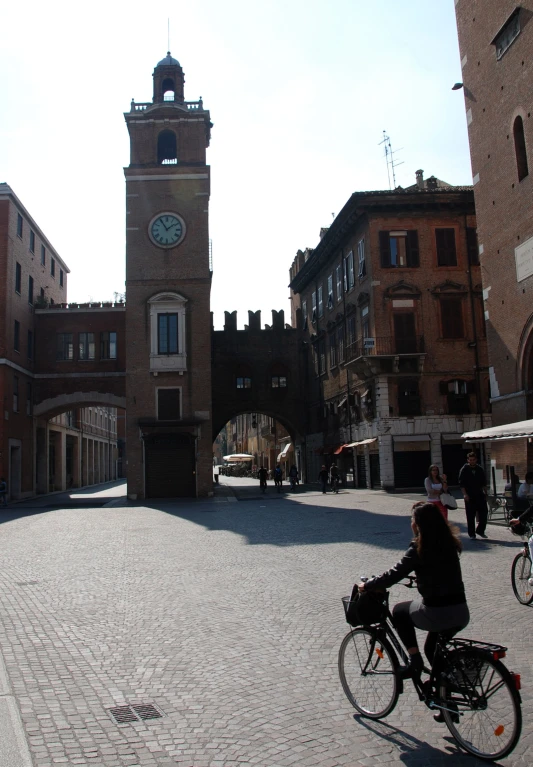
[440,297,464,338]
[379,230,419,268]
[436,228,457,266]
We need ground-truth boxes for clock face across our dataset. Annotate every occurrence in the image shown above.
[149,212,186,248]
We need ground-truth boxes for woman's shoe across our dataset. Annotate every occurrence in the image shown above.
[398,653,423,679]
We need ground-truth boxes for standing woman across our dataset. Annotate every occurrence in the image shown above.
[425,464,449,520]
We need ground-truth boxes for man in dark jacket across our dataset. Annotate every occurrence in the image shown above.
[458,452,488,539]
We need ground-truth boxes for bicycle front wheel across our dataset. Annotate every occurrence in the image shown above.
[338,628,399,719]
[439,650,522,761]
[511,551,533,605]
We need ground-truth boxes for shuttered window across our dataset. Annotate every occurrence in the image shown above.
[440,297,464,338]
[379,231,419,267]
[436,228,457,266]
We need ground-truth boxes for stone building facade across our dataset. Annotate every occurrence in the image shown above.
[455,2,533,483]
[289,173,491,489]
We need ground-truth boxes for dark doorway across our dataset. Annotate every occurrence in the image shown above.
[369,453,381,489]
[393,448,430,489]
[442,442,470,486]
[145,433,195,498]
[357,454,367,488]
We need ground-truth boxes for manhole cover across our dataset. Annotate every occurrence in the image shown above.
[108,704,163,724]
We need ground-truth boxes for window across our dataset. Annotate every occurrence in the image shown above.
[59,269,64,288]
[15,262,21,293]
[100,331,117,359]
[26,382,32,416]
[79,332,95,360]
[302,300,307,330]
[357,238,366,278]
[347,315,356,347]
[440,297,464,338]
[29,229,35,253]
[513,116,529,181]
[318,285,323,318]
[40,244,46,265]
[17,214,23,238]
[361,305,370,340]
[157,129,178,164]
[319,339,326,375]
[435,228,457,266]
[493,8,521,60]
[14,320,20,352]
[379,230,419,268]
[466,228,479,265]
[329,332,337,368]
[50,257,55,277]
[40,287,45,299]
[336,264,343,301]
[398,379,421,417]
[346,250,355,289]
[311,290,317,323]
[442,379,471,415]
[327,274,334,309]
[149,292,187,372]
[337,325,345,363]
[157,313,178,354]
[13,375,19,412]
[157,388,181,420]
[28,276,34,305]
[236,377,251,389]
[27,330,33,360]
[271,375,287,388]
[57,333,74,360]
[343,257,348,291]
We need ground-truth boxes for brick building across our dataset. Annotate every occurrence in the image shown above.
[124,53,213,498]
[455,2,533,484]
[289,173,490,489]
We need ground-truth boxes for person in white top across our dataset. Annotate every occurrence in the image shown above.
[424,464,449,520]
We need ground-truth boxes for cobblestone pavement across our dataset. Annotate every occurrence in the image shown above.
[0,478,530,767]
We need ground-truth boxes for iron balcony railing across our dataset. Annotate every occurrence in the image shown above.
[346,335,425,363]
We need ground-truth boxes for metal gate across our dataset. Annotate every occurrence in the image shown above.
[144,433,196,498]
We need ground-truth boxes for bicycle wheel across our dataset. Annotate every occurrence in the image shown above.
[338,628,399,719]
[438,649,522,761]
[511,551,533,605]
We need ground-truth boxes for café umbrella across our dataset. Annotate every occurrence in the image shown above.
[223,453,254,462]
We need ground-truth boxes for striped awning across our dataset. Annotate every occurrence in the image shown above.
[462,419,533,443]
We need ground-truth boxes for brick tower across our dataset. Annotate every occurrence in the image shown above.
[124,53,213,498]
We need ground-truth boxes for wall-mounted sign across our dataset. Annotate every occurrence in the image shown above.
[363,338,375,349]
[515,235,533,282]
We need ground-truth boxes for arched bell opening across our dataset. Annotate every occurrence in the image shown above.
[157,129,177,165]
[162,77,175,102]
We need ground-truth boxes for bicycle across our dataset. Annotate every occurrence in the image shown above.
[339,577,522,761]
[510,520,533,606]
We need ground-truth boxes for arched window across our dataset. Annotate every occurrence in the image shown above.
[513,116,529,181]
[157,130,177,165]
[162,77,175,101]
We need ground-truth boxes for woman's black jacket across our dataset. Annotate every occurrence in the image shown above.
[364,541,466,608]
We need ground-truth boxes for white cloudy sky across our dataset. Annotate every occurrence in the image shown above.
[0,0,470,328]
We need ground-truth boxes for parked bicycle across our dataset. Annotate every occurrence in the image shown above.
[339,577,522,761]
[510,520,533,605]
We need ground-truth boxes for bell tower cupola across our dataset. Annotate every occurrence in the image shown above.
[153,52,184,105]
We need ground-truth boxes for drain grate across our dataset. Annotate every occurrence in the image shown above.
[108,704,163,724]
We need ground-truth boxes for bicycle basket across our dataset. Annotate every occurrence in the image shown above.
[342,587,387,627]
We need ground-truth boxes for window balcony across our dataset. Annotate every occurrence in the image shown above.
[345,335,426,379]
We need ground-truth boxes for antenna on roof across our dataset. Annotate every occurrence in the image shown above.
[167,18,170,52]
[379,131,404,189]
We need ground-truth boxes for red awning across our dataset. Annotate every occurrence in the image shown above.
[334,444,350,454]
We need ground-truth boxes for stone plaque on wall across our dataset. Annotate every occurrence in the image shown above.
[515,235,533,282]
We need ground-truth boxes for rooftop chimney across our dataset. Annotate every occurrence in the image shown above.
[426,175,438,190]
[415,169,424,190]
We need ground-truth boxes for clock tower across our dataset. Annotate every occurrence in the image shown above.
[124,53,213,498]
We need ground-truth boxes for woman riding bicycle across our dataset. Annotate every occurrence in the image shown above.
[358,502,469,680]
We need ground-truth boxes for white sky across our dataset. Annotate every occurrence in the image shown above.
[0,0,470,329]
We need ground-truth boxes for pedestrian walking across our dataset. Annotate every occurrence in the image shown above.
[258,466,268,494]
[288,464,299,491]
[458,452,489,539]
[0,477,7,507]
[424,464,449,520]
[274,464,283,493]
[318,465,329,494]
[329,462,340,493]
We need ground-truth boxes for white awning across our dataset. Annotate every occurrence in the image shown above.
[462,419,533,443]
[345,437,377,448]
[277,442,292,461]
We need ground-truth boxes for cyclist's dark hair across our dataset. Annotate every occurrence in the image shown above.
[411,501,462,558]
[467,451,477,460]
